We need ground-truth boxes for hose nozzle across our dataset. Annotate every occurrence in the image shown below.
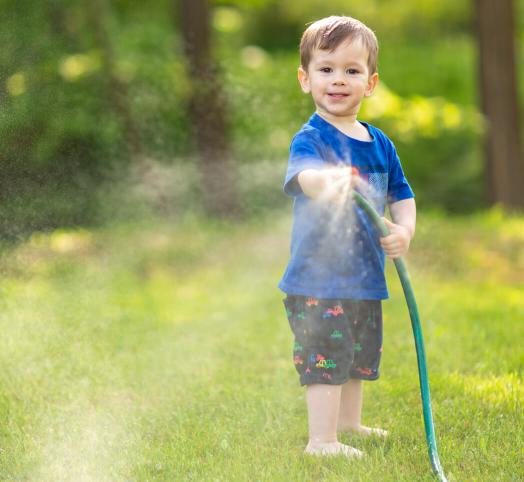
[348,166,361,189]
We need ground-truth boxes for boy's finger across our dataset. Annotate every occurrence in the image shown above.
[379,232,396,243]
[380,239,395,250]
[381,237,403,250]
[382,243,402,256]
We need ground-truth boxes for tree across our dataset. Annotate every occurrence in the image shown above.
[475,0,524,209]
[87,0,144,164]
[177,0,239,216]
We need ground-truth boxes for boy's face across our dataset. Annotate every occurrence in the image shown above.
[298,38,378,121]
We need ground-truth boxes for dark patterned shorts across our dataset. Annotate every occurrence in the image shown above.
[283,295,383,386]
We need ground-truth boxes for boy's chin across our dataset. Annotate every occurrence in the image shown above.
[317,108,357,118]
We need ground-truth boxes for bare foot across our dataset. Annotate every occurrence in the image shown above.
[338,425,388,438]
[304,441,364,458]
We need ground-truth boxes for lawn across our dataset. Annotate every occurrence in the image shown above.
[0,209,522,481]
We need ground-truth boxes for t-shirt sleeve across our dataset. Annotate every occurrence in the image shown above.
[387,140,414,203]
[284,130,326,196]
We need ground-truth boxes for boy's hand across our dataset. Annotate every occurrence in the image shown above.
[380,218,412,258]
[298,167,358,204]
[323,167,355,205]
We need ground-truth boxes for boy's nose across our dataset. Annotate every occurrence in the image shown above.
[332,74,346,85]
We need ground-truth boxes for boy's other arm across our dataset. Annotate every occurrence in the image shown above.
[380,198,416,259]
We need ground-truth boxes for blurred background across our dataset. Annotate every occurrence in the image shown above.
[1,4,523,478]
[2,0,523,238]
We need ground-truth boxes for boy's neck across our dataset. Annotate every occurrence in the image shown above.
[316,111,371,141]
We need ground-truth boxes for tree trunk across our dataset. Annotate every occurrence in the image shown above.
[177,0,239,217]
[475,0,524,209]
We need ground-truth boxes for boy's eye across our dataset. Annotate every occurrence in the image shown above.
[347,69,359,75]
[320,67,332,73]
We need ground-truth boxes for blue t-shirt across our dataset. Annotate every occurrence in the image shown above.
[278,113,414,300]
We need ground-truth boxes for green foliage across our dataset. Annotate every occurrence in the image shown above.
[1,0,523,234]
[233,0,471,50]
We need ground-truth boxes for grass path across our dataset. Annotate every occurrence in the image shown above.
[0,210,522,481]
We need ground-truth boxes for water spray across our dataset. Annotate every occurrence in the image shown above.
[350,167,448,482]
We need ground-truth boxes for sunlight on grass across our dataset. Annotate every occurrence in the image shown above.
[447,372,523,408]
[48,230,94,254]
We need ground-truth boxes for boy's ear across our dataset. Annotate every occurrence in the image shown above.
[364,72,379,97]
[297,66,311,94]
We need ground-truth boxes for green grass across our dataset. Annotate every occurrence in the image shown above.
[0,209,522,481]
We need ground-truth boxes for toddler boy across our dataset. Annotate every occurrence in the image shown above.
[279,16,416,457]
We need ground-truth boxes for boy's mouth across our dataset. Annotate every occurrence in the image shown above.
[328,93,349,99]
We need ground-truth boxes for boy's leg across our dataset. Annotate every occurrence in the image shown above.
[338,301,387,437]
[337,379,388,437]
[305,384,363,457]
[307,384,341,444]
[337,379,363,429]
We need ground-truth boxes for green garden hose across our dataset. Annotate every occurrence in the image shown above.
[352,190,448,482]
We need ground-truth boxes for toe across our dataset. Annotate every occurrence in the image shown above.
[341,445,364,458]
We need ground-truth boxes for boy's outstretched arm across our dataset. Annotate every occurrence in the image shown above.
[380,198,416,259]
[297,167,356,204]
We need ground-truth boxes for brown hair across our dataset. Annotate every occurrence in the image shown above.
[300,16,378,74]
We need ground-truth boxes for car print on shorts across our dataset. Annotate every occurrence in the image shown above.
[313,354,336,369]
[322,305,344,318]
[330,330,343,339]
[306,297,319,307]
[294,355,304,365]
